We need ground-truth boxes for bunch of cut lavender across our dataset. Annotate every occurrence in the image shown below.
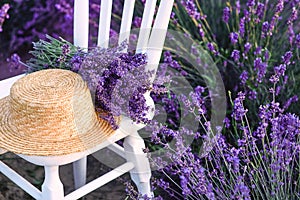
[79,45,154,129]
[25,36,153,129]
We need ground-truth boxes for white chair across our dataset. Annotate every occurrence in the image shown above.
[0,0,174,199]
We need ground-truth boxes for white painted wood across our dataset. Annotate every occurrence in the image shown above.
[118,0,135,45]
[124,131,153,198]
[0,161,42,199]
[73,0,90,190]
[146,0,174,82]
[73,157,87,189]
[0,74,25,99]
[136,0,157,53]
[73,0,89,49]
[107,143,126,158]
[98,0,113,48]
[64,162,134,200]
[41,166,64,200]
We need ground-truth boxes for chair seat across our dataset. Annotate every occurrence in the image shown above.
[0,73,25,99]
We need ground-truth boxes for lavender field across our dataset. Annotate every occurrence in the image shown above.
[1,0,300,199]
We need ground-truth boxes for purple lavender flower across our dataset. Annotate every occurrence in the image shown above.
[222,7,230,23]
[254,57,267,82]
[239,17,245,37]
[288,7,298,25]
[232,92,248,120]
[295,33,300,47]
[207,42,218,55]
[274,64,287,76]
[268,1,285,36]
[229,32,239,45]
[133,16,142,28]
[70,54,84,72]
[231,49,240,62]
[282,51,293,65]
[239,70,249,85]
[269,74,279,83]
[198,24,205,38]
[275,0,284,14]
[264,50,270,61]
[181,0,200,20]
[288,25,295,45]
[223,117,231,128]
[254,46,262,55]
[233,177,251,200]
[248,90,257,100]
[0,3,10,32]
[244,9,251,22]
[62,44,70,55]
[262,21,269,33]
[256,2,265,20]
[246,0,255,8]
[6,53,21,72]
[244,42,252,54]
[283,95,298,110]
[236,0,241,14]
[55,0,73,21]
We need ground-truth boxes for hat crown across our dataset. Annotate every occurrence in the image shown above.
[9,69,98,141]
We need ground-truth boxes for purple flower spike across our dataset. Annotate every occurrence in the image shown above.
[222,7,230,23]
[207,42,218,55]
[181,0,200,20]
[253,57,267,83]
[246,0,255,8]
[239,70,249,85]
[244,42,252,53]
[256,2,265,19]
[230,32,239,45]
[231,49,240,62]
[296,34,300,47]
[0,3,10,32]
[262,21,269,33]
[288,7,298,25]
[239,18,245,37]
[232,92,248,120]
[7,53,21,72]
[282,51,293,65]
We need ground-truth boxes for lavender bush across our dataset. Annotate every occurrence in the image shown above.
[125,0,300,199]
[170,0,300,118]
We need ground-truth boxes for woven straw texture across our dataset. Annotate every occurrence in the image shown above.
[0,69,116,156]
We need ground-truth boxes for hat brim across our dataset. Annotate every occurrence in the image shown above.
[0,96,116,156]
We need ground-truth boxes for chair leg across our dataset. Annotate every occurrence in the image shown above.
[73,156,87,189]
[41,166,64,200]
[124,131,153,198]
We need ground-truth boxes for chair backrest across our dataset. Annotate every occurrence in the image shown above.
[0,0,174,99]
[73,0,174,82]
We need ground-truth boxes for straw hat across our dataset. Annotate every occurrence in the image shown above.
[0,69,116,156]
